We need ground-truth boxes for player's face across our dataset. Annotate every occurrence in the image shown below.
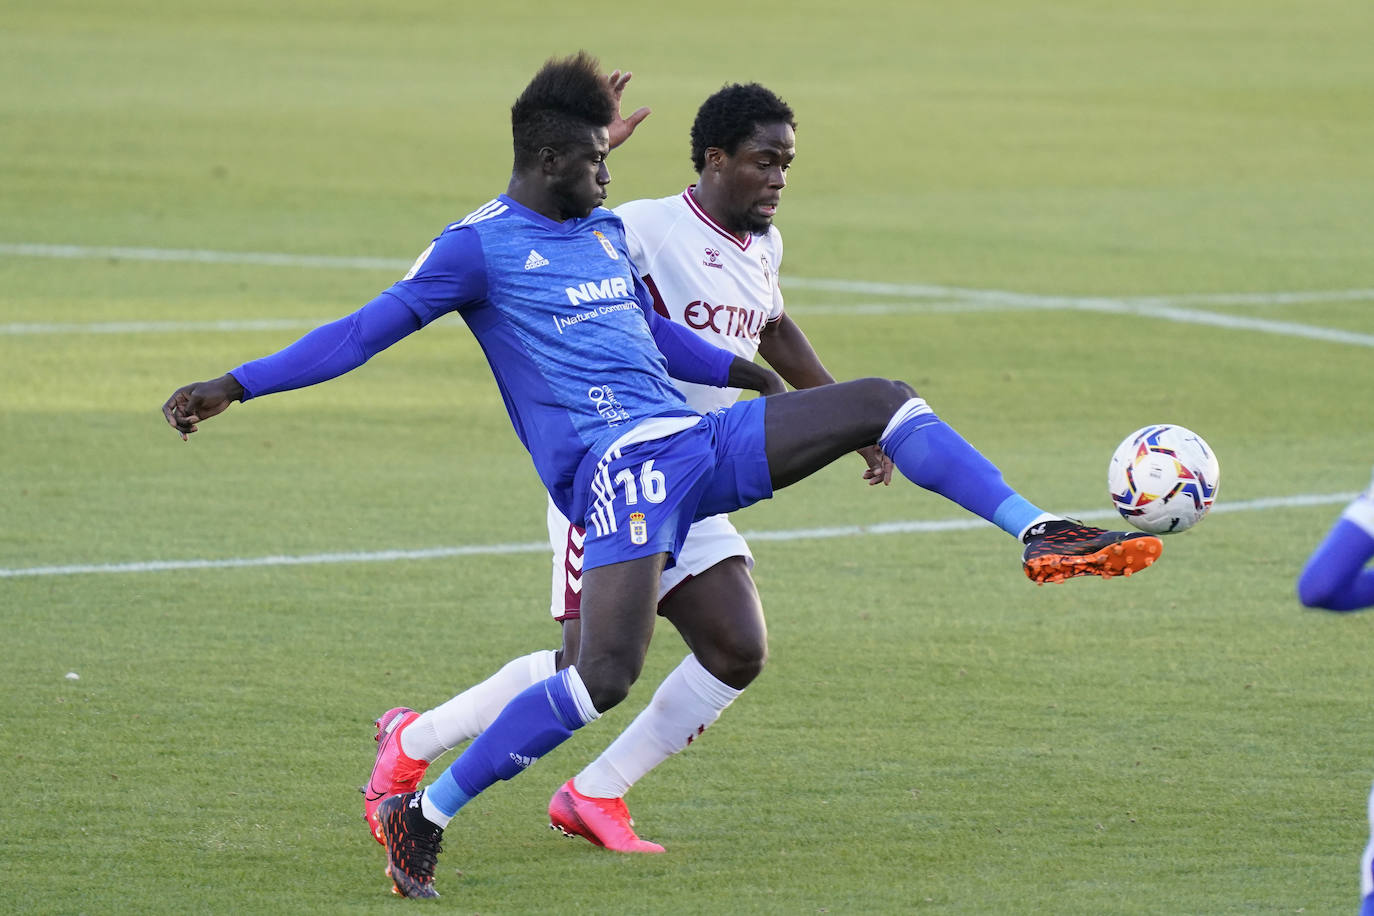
[712,121,795,236]
[549,126,612,221]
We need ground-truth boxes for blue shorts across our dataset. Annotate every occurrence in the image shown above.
[577,398,772,572]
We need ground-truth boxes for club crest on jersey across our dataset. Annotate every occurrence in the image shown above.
[702,247,723,269]
[402,242,435,281]
[592,230,619,260]
[628,512,648,545]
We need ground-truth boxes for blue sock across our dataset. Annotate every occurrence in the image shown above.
[1297,517,1374,611]
[425,668,597,820]
[880,399,1045,538]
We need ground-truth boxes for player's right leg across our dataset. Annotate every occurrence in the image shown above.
[361,648,560,844]
[552,546,763,852]
[380,553,666,895]
[757,378,1162,582]
[363,500,586,844]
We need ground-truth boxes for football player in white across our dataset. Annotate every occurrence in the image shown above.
[361,78,890,853]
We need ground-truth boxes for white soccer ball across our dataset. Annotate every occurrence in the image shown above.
[1108,425,1220,534]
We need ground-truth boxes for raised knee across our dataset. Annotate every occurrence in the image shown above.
[855,377,917,412]
[888,378,918,400]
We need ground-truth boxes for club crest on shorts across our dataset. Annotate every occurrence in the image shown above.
[628,511,647,545]
[592,230,619,260]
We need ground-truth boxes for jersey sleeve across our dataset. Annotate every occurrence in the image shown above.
[613,198,663,270]
[767,229,786,322]
[231,229,486,400]
[618,206,649,267]
[382,226,488,318]
[231,293,423,400]
[636,273,733,387]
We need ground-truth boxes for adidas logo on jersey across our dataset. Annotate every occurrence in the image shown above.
[524,250,550,270]
[508,752,536,770]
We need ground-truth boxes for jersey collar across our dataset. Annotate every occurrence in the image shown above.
[682,186,752,252]
[498,194,609,233]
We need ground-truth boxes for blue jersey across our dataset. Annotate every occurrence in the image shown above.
[232,194,735,522]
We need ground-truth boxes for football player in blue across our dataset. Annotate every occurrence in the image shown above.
[163,52,1164,898]
[1296,467,1374,914]
[358,79,891,857]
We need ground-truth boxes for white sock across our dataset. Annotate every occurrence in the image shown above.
[420,789,453,829]
[401,649,558,762]
[573,653,743,799]
[1016,512,1061,541]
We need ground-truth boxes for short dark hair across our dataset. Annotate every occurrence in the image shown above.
[690,83,796,172]
[511,52,616,169]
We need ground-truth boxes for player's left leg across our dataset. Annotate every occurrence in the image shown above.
[754,378,1162,582]
[760,377,1046,529]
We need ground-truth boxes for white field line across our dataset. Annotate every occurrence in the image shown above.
[2,242,1373,346]
[0,491,1357,579]
[0,318,332,335]
[0,242,406,272]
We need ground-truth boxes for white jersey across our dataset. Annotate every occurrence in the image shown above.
[546,189,780,618]
[615,188,786,413]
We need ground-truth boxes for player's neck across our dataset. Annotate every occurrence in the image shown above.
[688,185,748,242]
[506,176,566,223]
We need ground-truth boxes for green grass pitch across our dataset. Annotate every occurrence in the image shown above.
[3,1,1373,912]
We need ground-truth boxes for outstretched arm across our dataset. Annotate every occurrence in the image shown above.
[758,314,893,485]
[164,228,484,440]
[162,292,424,439]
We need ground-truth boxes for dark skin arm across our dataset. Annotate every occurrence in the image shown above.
[757,314,893,485]
[162,373,243,440]
[726,355,786,397]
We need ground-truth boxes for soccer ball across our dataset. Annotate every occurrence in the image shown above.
[1108,425,1220,534]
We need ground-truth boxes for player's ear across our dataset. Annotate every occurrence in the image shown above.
[537,146,560,174]
[704,147,726,173]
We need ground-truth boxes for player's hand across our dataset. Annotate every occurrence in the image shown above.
[754,367,787,397]
[858,445,893,486]
[606,69,651,150]
[162,373,244,440]
[725,356,786,397]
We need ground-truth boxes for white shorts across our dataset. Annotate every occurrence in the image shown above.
[545,496,753,621]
